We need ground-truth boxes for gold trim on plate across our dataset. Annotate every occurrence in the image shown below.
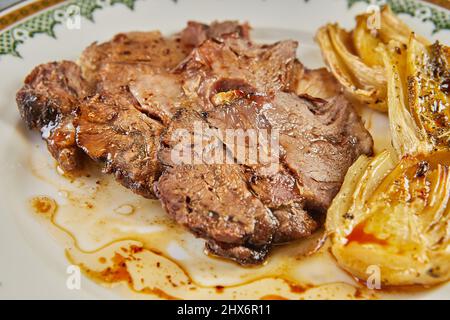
[0,0,448,32]
[0,0,66,31]
[424,0,450,10]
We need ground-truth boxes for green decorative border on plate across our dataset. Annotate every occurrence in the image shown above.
[0,0,448,58]
[348,0,450,33]
[0,0,138,57]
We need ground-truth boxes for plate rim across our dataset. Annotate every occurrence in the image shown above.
[0,0,449,59]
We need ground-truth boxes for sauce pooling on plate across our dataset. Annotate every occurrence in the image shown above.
[27,155,375,299]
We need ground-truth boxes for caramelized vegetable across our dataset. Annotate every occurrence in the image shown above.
[316,6,429,112]
[319,4,449,288]
[352,14,384,67]
[316,23,387,111]
[327,150,450,286]
[408,39,450,149]
[382,36,450,157]
[327,35,449,287]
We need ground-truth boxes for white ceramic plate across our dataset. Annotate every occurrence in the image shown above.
[0,0,449,300]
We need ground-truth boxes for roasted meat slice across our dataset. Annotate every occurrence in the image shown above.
[155,101,352,264]
[79,23,250,125]
[79,31,189,124]
[156,163,278,263]
[207,91,373,213]
[80,22,250,85]
[16,61,90,172]
[79,31,191,87]
[76,88,163,198]
[16,21,375,265]
[155,90,372,263]
[176,35,302,111]
[204,241,270,265]
[180,20,250,48]
[153,33,372,264]
[242,166,319,244]
[156,109,278,264]
[128,35,302,122]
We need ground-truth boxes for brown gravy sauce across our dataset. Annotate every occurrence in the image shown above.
[27,155,381,299]
[24,88,447,299]
[345,221,388,247]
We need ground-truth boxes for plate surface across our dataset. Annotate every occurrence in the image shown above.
[0,0,449,299]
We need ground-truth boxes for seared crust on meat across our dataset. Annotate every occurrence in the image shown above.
[177,36,302,112]
[16,61,90,172]
[155,91,373,263]
[79,31,190,87]
[156,164,277,246]
[205,241,270,265]
[16,21,374,265]
[207,92,373,213]
[180,20,250,48]
[155,109,279,264]
[76,88,163,198]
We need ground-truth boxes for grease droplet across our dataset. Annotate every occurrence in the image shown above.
[114,204,135,216]
[30,196,57,218]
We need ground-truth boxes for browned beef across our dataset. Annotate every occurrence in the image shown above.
[16,61,90,172]
[156,163,278,263]
[79,31,190,87]
[125,33,296,124]
[79,31,188,124]
[17,21,374,265]
[180,21,250,48]
[207,91,373,213]
[204,241,270,265]
[176,35,302,111]
[79,25,251,125]
[74,23,251,196]
[155,88,372,264]
[156,108,279,263]
[76,88,163,198]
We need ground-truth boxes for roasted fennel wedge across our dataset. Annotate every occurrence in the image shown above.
[316,22,387,112]
[326,150,450,286]
[382,36,450,156]
[326,23,449,287]
[316,6,429,112]
[407,39,450,150]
